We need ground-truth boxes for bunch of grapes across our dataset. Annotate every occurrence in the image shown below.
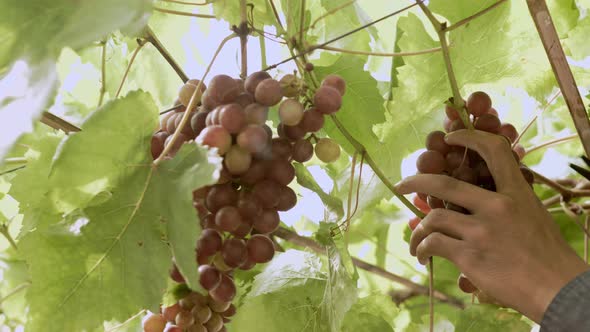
[146,70,345,332]
[409,91,533,295]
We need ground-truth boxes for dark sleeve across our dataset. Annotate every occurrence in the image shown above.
[540,269,590,332]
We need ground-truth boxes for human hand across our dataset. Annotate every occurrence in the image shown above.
[395,129,589,323]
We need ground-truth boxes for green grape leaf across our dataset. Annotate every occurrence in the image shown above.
[565,16,590,60]
[322,237,358,332]
[341,294,398,332]
[207,0,276,29]
[0,0,153,163]
[232,249,356,332]
[48,91,159,214]
[454,305,531,332]
[231,250,328,331]
[20,92,221,332]
[294,163,344,221]
[0,0,152,72]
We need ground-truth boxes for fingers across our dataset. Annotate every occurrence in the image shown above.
[416,231,464,265]
[396,174,496,212]
[444,130,527,192]
[410,208,471,256]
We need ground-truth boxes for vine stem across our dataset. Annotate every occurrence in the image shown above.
[0,224,18,251]
[40,112,81,133]
[0,282,30,305]
[315,45,443,57]
[0,166,26,176]
[145,26,189,83]
[532,169,590,199]
[259,34,268,68]
[263,2,422,71]
[267,0,285,33]
[3,157,27,165]
[273,227,464,307]
[299,0,306,48]
[513,90,562,147]
[526,0,590,158]
[160,104,184,115]
[98,41,107,107]
[296,0,356,36]
[329,115,425,218]
[524,134,578,156]
[115,39,147,99]
[239,0,248,80]
[153,7,216,18]
[417,1,472,130]
[153,33,237,166]
[443,0,508,32]
[161,0,208,5]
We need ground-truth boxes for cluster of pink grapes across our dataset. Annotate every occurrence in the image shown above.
[145,70,346,332]
[409,91,533,294]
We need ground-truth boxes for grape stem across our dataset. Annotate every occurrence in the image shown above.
[315,45,443,57]
[105,310,147,332]
[160,104,185,115]
[0,282,30,305]
[238,0,249,80]
[417,2,473,130]
[585,215,589,263]
[329,115,426,218]
[513,90,562,147]
[0,166,26,176]
[259,34,268,68]
[153,7,216,18]
[295,0,357,37]
[273,227,465,307]
[523,134,578,156]
[115,39,147,99]
[40,112,82,134]
[429,257,434,332]
[160,0,208,5]
[144,26,189,83]
[98,40,107,107]
[532,169,590,201]
[3,157,27,166]
[443,0,508,32]
[0,223,18,251]
[267,0,286,33]
[560,201,590,238]
[153,33,237,166]
[263,2,422,71]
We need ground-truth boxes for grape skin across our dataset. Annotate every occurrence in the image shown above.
[416,150,446,174]
[245,71,272,95]
[143,313,167,332]
[466,91,492,117]
[321,74,346,96]
[196,126,232,155]
[247,234,275,263]
[254,79,283,106]
[209,274,236,303]
[253,209,280,234]
[219,104,246,134]
[425,130,450,155]
[279,98,304,126]
[299,108,325,133]
[221,238,247,268]
[197,229,223,257]
[315,138,341,163]
[215,206,242,232]
[292,139,313,163]
[237,125,269,153]
[224,145,252,175]
[244,103,269,125]
[314,86,342,114]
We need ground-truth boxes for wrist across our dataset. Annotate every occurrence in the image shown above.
[530,256,589,323]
